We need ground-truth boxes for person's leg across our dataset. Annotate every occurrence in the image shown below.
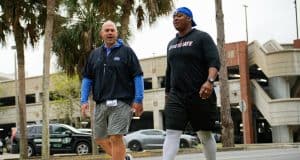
[162,129,182,160]
[187,93,218,160]
[95,137,112,156]
[163,92,187,160]
[107,101,132,159]
[109,135,126,160]
[95,135,127,160]
[94,103,112,156]
[197,130,216,160]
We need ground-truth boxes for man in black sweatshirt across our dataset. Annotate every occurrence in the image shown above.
[163,7,220,160]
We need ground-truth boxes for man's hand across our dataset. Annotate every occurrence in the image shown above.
[81,103,89,119]
[199,81,213,99]
[132,103,143,117]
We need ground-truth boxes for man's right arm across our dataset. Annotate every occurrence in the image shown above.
[80,77,92,105]
[80,77,92,118]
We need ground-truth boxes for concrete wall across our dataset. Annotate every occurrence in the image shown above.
[0,56,241,125]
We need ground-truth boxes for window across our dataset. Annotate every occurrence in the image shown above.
[0,96,15,107]
[151,130,163,135]
[142,130,163,136]
[0,94,36,107]
[26,126,42,135]
[26,94,36,104]
[227,50,235,59]
[144,78,152,90]
[51,125,69,134]
[34,126,42,134]
[27,126,35,134]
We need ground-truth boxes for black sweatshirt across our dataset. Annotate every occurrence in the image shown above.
[165,29,220,95]
[82,44,143,104]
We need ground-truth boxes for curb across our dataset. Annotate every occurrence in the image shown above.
[130,143,300,157]
[4,143,300,160]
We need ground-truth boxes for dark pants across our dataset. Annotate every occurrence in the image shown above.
[164,90,218,132]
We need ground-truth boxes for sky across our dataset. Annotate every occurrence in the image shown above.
[129,0,297,59]
[0,0,297,77]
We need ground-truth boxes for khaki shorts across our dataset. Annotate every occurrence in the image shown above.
[93,100,133,139]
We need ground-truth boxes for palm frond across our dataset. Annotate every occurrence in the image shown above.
[135,5,145,28]
[156,0,174,16]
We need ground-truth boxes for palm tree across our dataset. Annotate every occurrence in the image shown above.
[214,0,234,147]
[41,0,56,158]
[0,1,47,158]
[53,0,103,79]
[94,0,174,40]
[117,0,174,39]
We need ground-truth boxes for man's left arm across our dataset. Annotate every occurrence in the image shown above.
[199,67,218,99]
[126,46,144,116]
[132,75,144,117]
[200,32,220,99]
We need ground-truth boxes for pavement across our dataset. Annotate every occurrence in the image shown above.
[2,143,300,160]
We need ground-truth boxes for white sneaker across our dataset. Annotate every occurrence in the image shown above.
[125,153,133,160]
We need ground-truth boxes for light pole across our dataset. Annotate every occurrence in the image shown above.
[295,0,299,39]
[243,4,249,43]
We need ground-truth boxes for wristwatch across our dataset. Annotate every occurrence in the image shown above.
[207,78,215,84]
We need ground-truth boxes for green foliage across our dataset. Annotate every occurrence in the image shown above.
[51,73,80,100]
[0,84,3,96]
[0,84,3,106]
[50,73,81,124]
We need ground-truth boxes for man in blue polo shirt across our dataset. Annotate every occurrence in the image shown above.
[80,20,143,160]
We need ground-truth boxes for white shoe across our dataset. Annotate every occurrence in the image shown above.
[125,153,133,160]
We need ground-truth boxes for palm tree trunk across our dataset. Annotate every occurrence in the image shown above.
[120,0,134,40]
[215,0,234,147]
[89,99,98,155]
[42,0,56,159]
[13,19,28,160]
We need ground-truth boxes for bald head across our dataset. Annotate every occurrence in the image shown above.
[101,20,118,32]
[100,20,118,48]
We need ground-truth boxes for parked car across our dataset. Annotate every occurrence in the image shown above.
[124,129,198,151]
[5,135,11,153]
[0,139,3,155]
[183,130,221,143]
[75,128,106,152]
[11,123,92,157]
[77,128,92,134]
[0,128,4,155]
[212,133,221,142]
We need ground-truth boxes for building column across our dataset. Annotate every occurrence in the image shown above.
[239,41,254,143]
[272,125,293,143]
[269,77,290,98]
[153,108,163,129]
[35,92,41,103]
[151,57,163,129]
[152,76,159,89]
[269,77,293,143]
[151,56,160,89]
